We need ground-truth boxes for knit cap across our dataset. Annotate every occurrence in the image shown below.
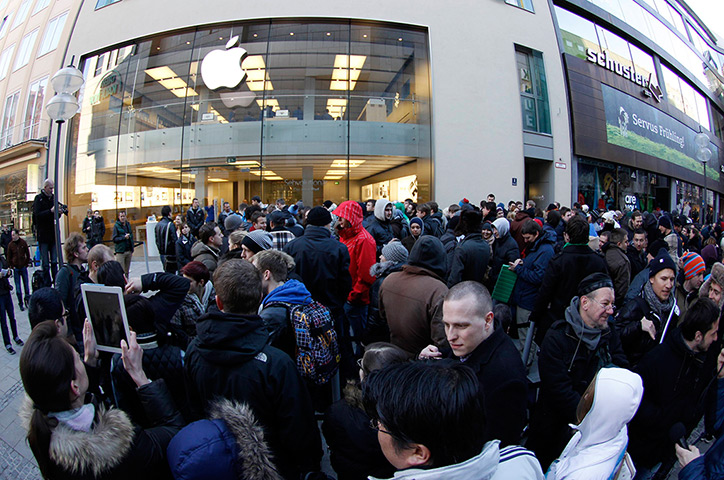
[241,230,273,254]
[224,214,242,232]
[306,206,332,226]
[648,248,677,278]
[681,251,705,280]
[382,241,408,264]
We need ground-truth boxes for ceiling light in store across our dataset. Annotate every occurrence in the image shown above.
[242,55,274,91]
[256,99,280,111]
[208,106,228,123]
[233,161,261,167]
[325,170,346,175]
[330,55,366,90]
[324,175,343,180]
[139,166,178,175]
[249,169,280,179]
[326,98,347,118]
[145,66,199,98]
[330,159,365,168]
[207,178,228,183]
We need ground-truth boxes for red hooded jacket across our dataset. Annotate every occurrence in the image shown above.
[333,201,376,305]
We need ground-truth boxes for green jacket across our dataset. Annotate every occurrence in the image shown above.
[112,220,134,253]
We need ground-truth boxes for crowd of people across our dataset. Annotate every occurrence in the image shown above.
[9,185,724,480]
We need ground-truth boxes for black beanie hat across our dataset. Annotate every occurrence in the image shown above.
[577,272,614,297]
[306,206,332,226]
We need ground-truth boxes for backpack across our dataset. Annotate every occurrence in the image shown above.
[269,300,340,385]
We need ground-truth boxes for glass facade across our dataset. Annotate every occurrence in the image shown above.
[578,158,669,211]
[68,19,432,232]
[516,46,551,134]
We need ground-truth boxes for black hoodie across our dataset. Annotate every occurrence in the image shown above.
[185,308,322,479]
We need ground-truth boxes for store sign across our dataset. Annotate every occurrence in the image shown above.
[624,194,638,210]
[586,48,663,102]
[201,36,248,90]
[601,84,719,181]
[89,71,122,105]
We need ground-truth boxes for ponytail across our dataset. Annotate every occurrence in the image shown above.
[27,408,58,478]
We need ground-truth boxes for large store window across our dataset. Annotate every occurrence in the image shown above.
[69,19,432,234]
[516,46,550,134]
[578,158,668,211]
[661,63,710,130]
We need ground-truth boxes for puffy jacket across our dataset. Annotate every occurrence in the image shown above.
[447,233,491,287]
[366,260,404,344]
[603,243,630,308]
[112,220,134,253]
[511,228,556,311]
[185,309,323,479]
[488,231,520,291]
[19,380,184,480]
[422,213,443,238]
[167,399,282,480]
[334,201,377,305]
[154,217,177,257]
[186,207,206,237]
[191,240,220,273]
[138,272,190,342]
[284,225,352,317]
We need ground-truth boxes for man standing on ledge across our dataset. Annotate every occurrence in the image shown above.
[33,179,63,286]
[113,210,134,275]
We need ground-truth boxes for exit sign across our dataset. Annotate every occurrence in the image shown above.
[226,156,237,164]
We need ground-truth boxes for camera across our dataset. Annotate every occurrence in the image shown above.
[59,203,68,215]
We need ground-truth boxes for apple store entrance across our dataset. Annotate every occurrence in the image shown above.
[66,19,432,231]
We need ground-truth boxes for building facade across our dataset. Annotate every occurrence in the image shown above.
[56,0,572,237]
[553,0,724,220]
[0,0,81,235]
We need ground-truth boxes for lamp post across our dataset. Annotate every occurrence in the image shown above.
[45,64,84,268]
[695,132,712,225]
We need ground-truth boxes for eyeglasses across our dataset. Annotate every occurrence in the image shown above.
[591,298,615,313]
[369,418,394,436]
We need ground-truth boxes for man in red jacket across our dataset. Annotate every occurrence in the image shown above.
[333,201,376,355]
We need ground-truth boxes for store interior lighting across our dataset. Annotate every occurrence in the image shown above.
[330,55,366,90]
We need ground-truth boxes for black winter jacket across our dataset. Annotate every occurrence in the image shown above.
[629,329,717,468]
[365,216,394,255]
[453,327,527,446]
[614,291,679,367]
[154,217,177,257]
[174,234,195,269]
[185,309,323,479]
[447,233,490,287]
[530,244,608,342]
[185,207,205,237]
[487,233,519,291]
[283,225,352,317]
[140,272,189,341]
[33,190,56,244]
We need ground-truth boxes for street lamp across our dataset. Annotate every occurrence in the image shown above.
[45,63,84,268]
[695,132,712,225]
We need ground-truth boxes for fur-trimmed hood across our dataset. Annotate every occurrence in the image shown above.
[20,395,134,477]
[167,398,282,480]
[699,262,724,309]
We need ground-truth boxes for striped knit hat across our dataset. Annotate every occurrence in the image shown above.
[681,251,705,280]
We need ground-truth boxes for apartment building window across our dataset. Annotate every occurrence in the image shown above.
[32,0,50,15]
[11,0,32,30]
[13,29,38,71]
[95,0,121,9]
[0,14,10,39]
[22,77,46,140]
[1,91,20,149]
[516,46,551,134]
[505,0,534,13]
[0,45,14,80]
[37,12,67,57]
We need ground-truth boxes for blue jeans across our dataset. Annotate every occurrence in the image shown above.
[39,242,58,287]
[13,267,29,305]
[343,302,368,356]
[0,293,17,347]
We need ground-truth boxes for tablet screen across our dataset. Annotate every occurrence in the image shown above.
[83,287,128,353]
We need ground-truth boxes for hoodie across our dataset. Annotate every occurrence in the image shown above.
[365,199,395,252]
[334,201,377,305]
[185,309,323,478]
[260,279,313,354]
[547,368,644,480]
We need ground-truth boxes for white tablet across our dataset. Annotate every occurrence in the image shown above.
[80,284,131,354]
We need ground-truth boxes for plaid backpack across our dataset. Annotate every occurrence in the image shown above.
[270,300,340,385]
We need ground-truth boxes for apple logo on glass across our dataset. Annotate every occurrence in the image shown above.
[201,35,249,90]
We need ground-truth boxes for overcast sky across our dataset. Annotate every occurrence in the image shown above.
[684,0,724,43]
